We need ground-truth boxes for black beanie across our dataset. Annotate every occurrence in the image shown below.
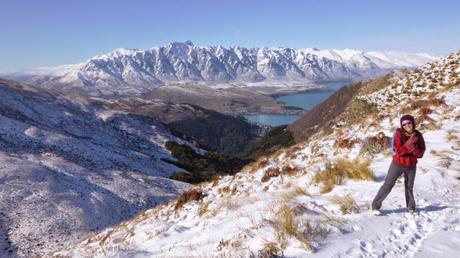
[400,114,415,128]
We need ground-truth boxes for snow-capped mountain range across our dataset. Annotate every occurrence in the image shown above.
[4,41,437,96]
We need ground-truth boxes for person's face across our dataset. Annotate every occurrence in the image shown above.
[402,121,414,133]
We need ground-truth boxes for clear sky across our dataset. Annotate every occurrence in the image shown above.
[1,0,459,72]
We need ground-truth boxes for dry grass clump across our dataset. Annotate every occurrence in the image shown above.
[430,149,442,156]
[174,188,206,210]
[198,202,210,217]
[419,119,442,131]
[446,130,458,141]
[261,167,282,182]
[402,95,445,122]
[211,195,241,213]
[262,163,303,183]
[321,212,348,228]
[294,186,310,196]
[273,204,327,252]
[343,99,379,125]
[244,156,270,173]
[438,157,453,169]
[280,164,301,176]
[330,194,359,215]
[286,145,302,158]
[334,137,359,149]
[211,176,223,187]
[314,158,374,194]
[441,83,456,92]
[219,185,237,195]
[258,241,283,257]
[216,238,242,252]
[270,148,287,160]
[359,132,390,157]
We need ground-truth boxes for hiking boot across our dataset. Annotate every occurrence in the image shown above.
[370,209,381,216]
[407,208,416,214]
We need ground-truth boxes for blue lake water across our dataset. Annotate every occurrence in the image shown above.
[244,81,350,127]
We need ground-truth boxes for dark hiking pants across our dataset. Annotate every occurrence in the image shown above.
[372,161,416,211]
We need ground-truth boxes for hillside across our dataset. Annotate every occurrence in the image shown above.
[0,76,273,256]
[0,79,195,256]
[51,50,460,257]
[94,98,267,155]
[142,84,304,116]
[288,74,393,142]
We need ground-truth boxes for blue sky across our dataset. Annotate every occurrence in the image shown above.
[1,0,459,72]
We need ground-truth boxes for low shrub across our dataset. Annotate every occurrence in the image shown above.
[165,141,249,184]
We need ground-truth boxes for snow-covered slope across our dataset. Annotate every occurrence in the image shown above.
[4,41,437,97]
[0,79,195,256]
[51,50,460,257]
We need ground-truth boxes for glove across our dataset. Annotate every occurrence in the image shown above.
[405,134,418,151]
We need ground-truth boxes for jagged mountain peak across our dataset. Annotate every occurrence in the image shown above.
[4,42,438,97]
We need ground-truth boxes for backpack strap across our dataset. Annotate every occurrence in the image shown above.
[390,129,398,156]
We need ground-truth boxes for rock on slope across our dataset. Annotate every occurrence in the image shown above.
[50,50,460,257]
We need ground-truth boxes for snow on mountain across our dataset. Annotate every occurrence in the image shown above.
[51,50,460,257]
[4,42,438,97]
[0,79,195,256]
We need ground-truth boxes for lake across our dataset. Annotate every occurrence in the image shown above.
[244,81,350,127]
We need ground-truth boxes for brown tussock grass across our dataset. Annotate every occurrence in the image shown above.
[314,158,374,194]
[294,186,310,196]
[219,185,237,195]
[334,137,359,149]
[446,130,458,141]
[244,156,270,173]
[261,167,281,182]
[280,164,301,176]
[259,241,283,257]
[286,145,302,158]
[198,202,210,217]
[321,212,348,228]
[174,188,206,211]
[330,194,359,215]
[273,204,328,252]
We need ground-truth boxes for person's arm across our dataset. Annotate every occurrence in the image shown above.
[393,130,413,155]
[411,133,425,158]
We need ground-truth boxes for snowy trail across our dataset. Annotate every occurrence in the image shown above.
[312,163,459,258]
[339,191,455,258]
[315,123,460,258]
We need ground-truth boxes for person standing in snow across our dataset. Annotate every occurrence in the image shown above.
[371,114,426,214]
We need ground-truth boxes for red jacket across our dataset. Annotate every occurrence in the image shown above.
[392,129,425,168]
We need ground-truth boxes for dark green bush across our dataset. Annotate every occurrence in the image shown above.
[165,141,249,184]
[240,125,294,160]
[168,105,260,155]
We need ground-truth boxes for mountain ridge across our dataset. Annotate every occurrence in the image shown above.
[4,41,437,97]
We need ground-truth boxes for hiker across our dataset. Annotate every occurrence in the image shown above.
[371,114,426,214]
